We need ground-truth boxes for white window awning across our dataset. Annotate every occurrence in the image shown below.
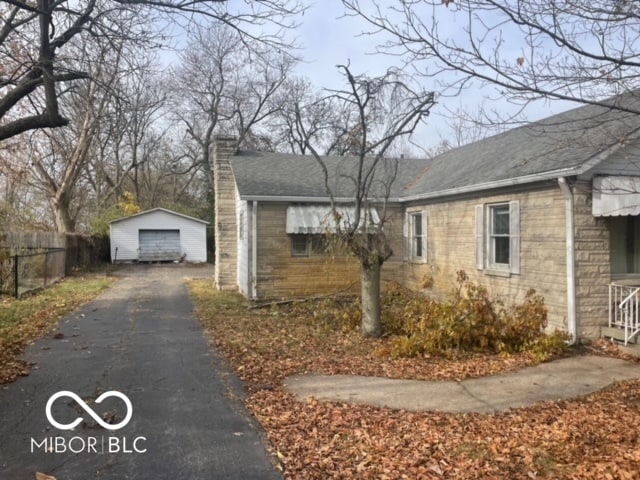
[286,205,380,234]
[593,176,640,216]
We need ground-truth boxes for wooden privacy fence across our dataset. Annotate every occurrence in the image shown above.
[0,232,109,297]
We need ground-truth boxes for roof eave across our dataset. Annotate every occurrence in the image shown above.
[401,135,634,203]
[238,195,403,204]
[109,207,210,225]
[399,167,582,203]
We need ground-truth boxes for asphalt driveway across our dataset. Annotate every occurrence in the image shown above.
[0,264,281,480]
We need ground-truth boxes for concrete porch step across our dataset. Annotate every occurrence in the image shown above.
[601,326,639,344]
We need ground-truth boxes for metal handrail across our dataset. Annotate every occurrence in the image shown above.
[610,283,640,345]
[619,287,640,309]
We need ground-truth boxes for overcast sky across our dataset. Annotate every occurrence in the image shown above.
[163,1,577,153]
[291,1,575,152]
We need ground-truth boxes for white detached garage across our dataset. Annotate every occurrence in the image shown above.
[110,208,209,263]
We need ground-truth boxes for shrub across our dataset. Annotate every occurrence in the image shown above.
[386,271,569,359]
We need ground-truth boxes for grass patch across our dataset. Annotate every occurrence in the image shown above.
[0,274,114,383]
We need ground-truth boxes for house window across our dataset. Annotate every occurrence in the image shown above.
[291,235,308,256]
[310,235,328,255]
[411,212,423,259]
[290,235,328,257]
[610,216,640,276]
[476,201,520,274]
[405,210,427,263]
[489,204,510,267]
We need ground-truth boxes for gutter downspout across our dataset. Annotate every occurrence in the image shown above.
[251,200,258,300]
[558,177,577,345]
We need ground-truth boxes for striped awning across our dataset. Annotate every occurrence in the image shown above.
[285,205,380,234]
[593,176,640,216]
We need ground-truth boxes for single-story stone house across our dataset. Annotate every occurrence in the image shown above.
[214,93,640,344]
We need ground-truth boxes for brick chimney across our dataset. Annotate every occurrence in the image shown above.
[213,135,239,290]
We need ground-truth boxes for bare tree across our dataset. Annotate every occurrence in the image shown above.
[269,77,347,154]
[171,21,294,197]
[342,0,640,113]
[81,51,169,222]
[25,22,148,232]
[425,106,509,156]
[0,0,303,142]
[294,65,435,337]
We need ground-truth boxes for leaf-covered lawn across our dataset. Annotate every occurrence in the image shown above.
[189,280,640,480]
[0,274,114,383]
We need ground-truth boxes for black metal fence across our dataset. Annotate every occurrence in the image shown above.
[0,233,110,298]
[0,248,66,297]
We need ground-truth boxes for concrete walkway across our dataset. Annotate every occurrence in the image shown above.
[285,355,640,413]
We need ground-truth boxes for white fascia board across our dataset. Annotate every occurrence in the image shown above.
[239,195,403,204]
[109,207,210,225]
[399,167,581,203]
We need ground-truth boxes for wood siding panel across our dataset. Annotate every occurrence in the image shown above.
[255,204,404,299]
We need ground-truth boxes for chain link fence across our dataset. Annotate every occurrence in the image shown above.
[0,233,110,298]
[0,248,67,297]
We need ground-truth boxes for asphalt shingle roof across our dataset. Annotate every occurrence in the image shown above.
[230,91,640,202]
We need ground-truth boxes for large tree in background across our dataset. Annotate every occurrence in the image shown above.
[26,34,132,232]
[293,65,435,337]
[88,53,169,209]
[171,20,294,215]
[0,0,303,142]
[269,77,357,155]
[342,0,640,112]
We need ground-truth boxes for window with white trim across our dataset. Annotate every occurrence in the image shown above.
[476,201,520,274]
[411,212,424,260]
[489,204,510,268]
[405,210,427,263]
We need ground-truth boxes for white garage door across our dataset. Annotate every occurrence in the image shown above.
[138,230,180,262]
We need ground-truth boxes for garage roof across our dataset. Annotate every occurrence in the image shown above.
[109,208,209,225]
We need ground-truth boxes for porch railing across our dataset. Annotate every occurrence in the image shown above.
[609,283,640,345]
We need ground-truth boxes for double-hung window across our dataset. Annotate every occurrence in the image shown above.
[476,201,520,274]
[489,204,510,268]
[412,212,424,259]
[405,210,427,263]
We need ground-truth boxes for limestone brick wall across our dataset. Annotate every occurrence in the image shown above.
[403,185,570,332]
[573,181,611,339]
[213,136,239,290]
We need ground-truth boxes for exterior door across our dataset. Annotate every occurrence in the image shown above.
[610,217,640,277]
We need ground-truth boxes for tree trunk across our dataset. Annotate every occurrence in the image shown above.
[53,194,75,232]
[361,261,382,337]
